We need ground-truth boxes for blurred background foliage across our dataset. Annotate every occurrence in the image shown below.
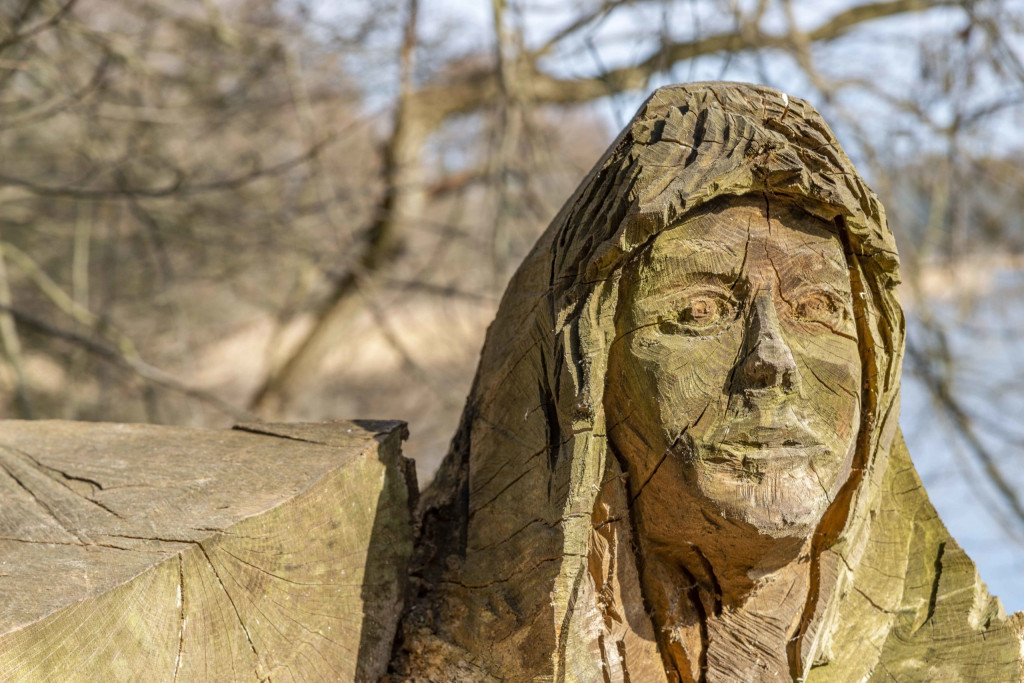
[3,0,1024,604]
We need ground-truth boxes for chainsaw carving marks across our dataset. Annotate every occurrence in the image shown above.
[394,82,1024,683]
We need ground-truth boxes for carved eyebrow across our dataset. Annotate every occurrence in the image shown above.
[779,248,849,284]
[633,263,739,304]
[654,237,742,258]
[644,238,743,276]
[774,230,848,267]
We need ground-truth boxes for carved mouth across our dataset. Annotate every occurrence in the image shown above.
[705,428,825,466]
[712,442,824,463]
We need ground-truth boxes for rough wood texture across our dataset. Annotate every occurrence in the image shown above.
[392,83,1024,681]
[0,419,415,682]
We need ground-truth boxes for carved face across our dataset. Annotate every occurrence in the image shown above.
[606,195,861,541]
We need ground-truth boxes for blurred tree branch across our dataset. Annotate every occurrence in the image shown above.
[0,140,330,199]
[906,323,1024,530]
[0,251,31,418]
[0,302,252,420]
[249,0,973,416]
[0,0,78,54]
[249,0,423,414]
[409,0,958,127]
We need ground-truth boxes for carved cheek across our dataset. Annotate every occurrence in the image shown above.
[628,327,743,438]
[789,333,861,444]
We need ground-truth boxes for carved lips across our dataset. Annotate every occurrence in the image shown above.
[713,424,824,463]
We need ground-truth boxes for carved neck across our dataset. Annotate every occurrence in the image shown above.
[640,544,814,682]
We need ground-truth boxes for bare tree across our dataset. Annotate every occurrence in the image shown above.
[3,1,1024,554]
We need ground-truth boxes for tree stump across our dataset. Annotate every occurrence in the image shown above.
[0,419,415,682]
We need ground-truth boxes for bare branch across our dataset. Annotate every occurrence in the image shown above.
[906,330,1024,531]
[413,0,960,126]
[0,139,331,199]
[0,0,78,55]
[0,303,253,421]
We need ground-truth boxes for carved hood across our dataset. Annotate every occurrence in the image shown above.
[403,82,1022,682]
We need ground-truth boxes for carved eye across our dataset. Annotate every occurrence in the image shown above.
[659,290,734,335]
[683,296,723,326]
[791,289,843,326]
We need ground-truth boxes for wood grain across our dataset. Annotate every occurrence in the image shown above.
[0,419,415,682]
[393,82,1024,681]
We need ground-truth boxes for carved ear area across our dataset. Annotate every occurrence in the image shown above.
[735,290,799,395]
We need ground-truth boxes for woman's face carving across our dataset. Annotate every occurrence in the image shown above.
[607,195,861,540]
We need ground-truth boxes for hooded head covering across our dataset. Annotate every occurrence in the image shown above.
[403,83,1022,682]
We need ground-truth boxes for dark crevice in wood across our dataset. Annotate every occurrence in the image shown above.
[682,565,709,683]
[219,547,348,588]
[106,532,198,545]
[606,433,667,679]
[440,555,562,590]
[628,402,708,507]
[692,546,723,617]
[853,586,891,614]
[925,541,946,625]
[467,459,542,518]
[467,516,561,553]
[539,352,563,478]
[804,361,852,400]
[0,535,169,553]
[597,635,614,683]
[82,494,124,520]
[12,446,107,491]
[468,442,547,498]
[231,424,323,446]
[1,445,124,520]
[616,640,631,683]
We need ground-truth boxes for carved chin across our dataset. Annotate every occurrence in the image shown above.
[691,457,835,537]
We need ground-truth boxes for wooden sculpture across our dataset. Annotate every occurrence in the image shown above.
[390,83,1024,682]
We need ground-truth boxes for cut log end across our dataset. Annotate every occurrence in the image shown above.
[0,418,415,682]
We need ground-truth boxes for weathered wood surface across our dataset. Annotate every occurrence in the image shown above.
[391,82,1024,681]
[0,419,415,682]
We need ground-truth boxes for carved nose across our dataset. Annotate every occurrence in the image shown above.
[737,290,799,393]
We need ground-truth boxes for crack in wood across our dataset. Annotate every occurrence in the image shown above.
[788,218,876,680]
[555,560,586,683]
[439,555,561,590]
[218,547,340,588]
[0,455,89,544]
[0,535,171,553]
[683,565,710,683]
[173,553,185,682]
[925,541,946,626]
[467,517,561,553]
[629,402,709,506]
[468,460,543,518]
[232,424,324,446]
[692,546,723,618]
[1,445,124,521]
[197,542,268,681]
[852,586,891,614]
[6,445,106,490]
